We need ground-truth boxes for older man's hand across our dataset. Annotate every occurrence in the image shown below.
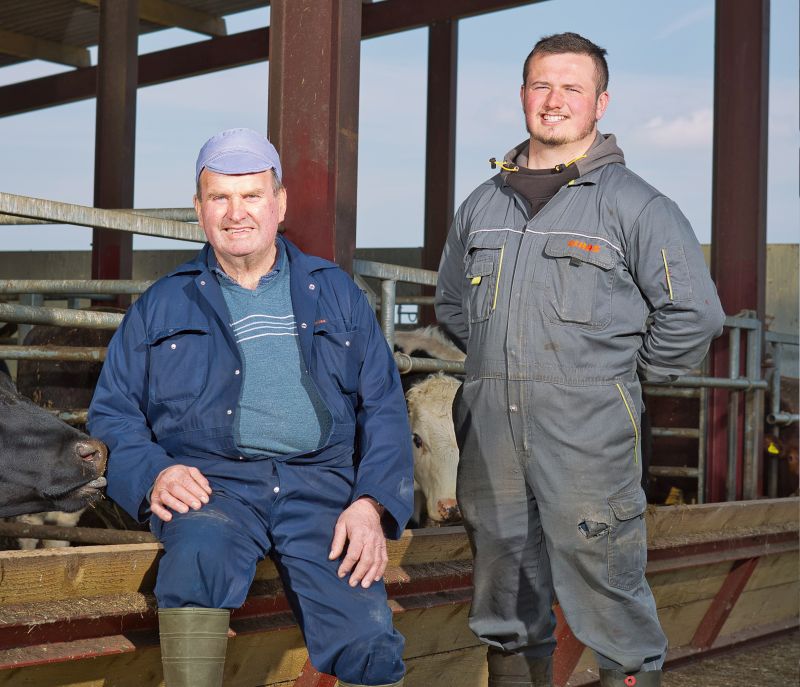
[329,497,387,588]
[150,465,212,522]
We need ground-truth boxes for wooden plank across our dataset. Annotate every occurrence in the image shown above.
[404,645,488,687]
[0,544,160,605]
[77,0,227,36]
[690,557,759,649]
[743,550,799,590]
[718,580,800,637]
[0,529,472,606]
[649,561,731,609]
[0,28,90,68]
[646,497,799,546]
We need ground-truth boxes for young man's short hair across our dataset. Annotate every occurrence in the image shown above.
[522,32,609,96]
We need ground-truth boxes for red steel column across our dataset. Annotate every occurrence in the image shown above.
[92,0,138,292]
[421,19,458,325]
[268,0,361,273]
[706,0,770,501]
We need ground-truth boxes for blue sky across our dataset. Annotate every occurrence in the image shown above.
[0,0,797,251]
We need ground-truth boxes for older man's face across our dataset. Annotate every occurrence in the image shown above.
[194,169,286,268]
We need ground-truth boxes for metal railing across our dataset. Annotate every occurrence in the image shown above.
[0,193,797,503]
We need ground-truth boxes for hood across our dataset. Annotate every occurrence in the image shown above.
[498,132,625,180]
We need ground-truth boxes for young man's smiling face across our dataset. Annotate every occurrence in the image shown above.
[520,51,609,153]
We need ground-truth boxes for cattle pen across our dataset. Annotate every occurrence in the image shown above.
[0,194,798,686]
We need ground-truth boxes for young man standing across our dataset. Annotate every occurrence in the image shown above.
[435,33,725,687]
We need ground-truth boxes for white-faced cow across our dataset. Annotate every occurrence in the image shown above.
[0,371,107,520]
[395,327,464,527]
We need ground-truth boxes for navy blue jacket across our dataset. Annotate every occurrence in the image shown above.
[88,238,414,538]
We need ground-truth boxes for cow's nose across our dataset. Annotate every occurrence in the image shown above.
[436,498,462,523]
[75,438,108,474]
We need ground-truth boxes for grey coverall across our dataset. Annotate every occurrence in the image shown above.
[435,134,725,672]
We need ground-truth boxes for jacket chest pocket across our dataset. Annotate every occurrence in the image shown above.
[313,320,361,394]
[464,232,506,324]
[148,326,210,404]
[542,233,618,329]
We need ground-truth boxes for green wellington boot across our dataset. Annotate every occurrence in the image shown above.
[599,669,662,687]
[487,647,553,687]
[335,680,404,687]
[158,608,231,687]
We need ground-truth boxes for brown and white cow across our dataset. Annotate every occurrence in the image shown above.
[395,327,465,527]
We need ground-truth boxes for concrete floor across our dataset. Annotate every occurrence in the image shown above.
[663,631,799,686]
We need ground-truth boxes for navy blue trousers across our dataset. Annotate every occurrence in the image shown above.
[150,458,405,685]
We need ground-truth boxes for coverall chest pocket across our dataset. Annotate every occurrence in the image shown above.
[147,326,210,404]
[464,232,506,324]
[543,233,618,329]
[313,320,361,394]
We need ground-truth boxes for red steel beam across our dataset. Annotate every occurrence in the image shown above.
[420,19,458,325]
[268,0,362,269]
[0,0,544,118]
[690,557,760,650]
[553,605,586,687]
[705,0,770,502]
[91,0,138,294]
[0,28,270,118]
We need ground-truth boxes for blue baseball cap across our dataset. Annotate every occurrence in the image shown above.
[195,128,282,184]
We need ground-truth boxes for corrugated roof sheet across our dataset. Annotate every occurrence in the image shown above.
[0,0,265,70]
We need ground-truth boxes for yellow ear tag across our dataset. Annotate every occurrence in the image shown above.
[767,441,780,455]
[471,276,482,285]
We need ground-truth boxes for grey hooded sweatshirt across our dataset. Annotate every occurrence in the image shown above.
[435,133,726,386]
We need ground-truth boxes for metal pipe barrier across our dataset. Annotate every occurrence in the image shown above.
[0,258,793,507]
[0,192,204,242]
[0,207,198,225]
[0,280,152,295]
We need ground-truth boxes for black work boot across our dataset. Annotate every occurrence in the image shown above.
[158,607,230,687]
[599,668,662,687]
[487,646,553,687]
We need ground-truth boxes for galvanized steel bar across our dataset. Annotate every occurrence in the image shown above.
[643,387,701,398]
[648,466,700,479]
[0,208,197,225]
[0,192,205,242]
[394,353,465,375]
[768,412,800,426]
[765,330,800,345]
[353,259,439,287]
[651,427,701,439]
[698,383,709,504]
[0,303,122,330]
[0,346,106,362]
[0,280,152,295]
[767,341,782,498]
[743,320,764,499]
[381,280,397,349]
[726,326,741,501]
[658,376,767,390]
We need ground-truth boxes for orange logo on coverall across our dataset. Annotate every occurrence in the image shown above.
[567,240,601,253]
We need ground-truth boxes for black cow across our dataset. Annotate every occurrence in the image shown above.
[0,371,107,518]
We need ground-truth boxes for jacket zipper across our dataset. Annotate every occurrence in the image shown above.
[492,245,505,311]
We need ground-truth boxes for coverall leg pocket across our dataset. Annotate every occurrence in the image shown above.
[607,488,647,591]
